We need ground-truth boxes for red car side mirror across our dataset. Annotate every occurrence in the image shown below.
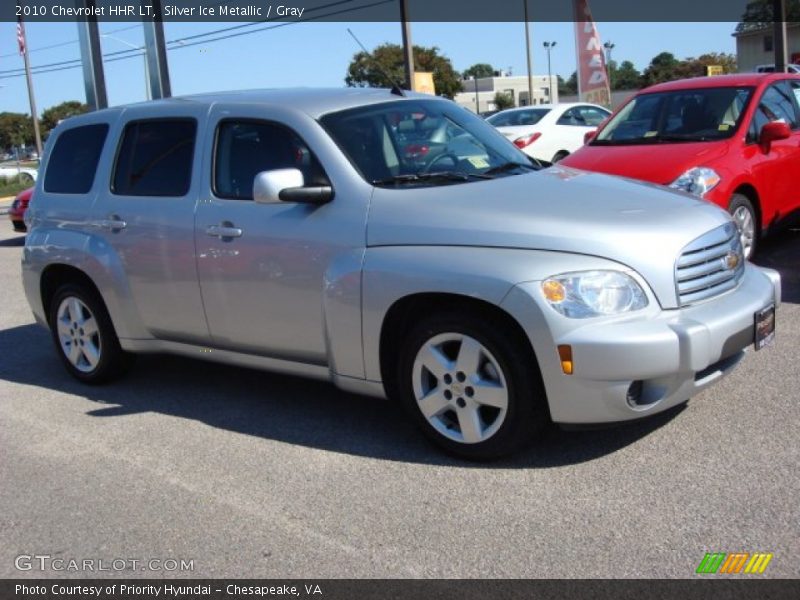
[584,129,597,144]
[759,121,791,153]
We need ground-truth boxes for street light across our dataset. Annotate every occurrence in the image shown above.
[604,41,616,92]
[543,41,557,102]
[102,33,150,100]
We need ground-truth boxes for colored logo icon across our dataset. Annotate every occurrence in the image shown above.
[696,552,773,574]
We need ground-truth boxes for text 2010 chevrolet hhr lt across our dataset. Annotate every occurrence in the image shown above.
[22,89,780,458]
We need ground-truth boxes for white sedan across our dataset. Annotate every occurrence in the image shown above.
[0,164,38,185]
[486,103,611,163]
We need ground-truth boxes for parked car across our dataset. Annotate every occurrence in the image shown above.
[0,165,37,186]
[22,89,780,459]
[755,64,800,74]
[562,73,800,258]
[486,103,611,163]
[8,186,33,232]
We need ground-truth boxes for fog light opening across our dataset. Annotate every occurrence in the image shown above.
[557,345,573,375]
[626,380,644,407]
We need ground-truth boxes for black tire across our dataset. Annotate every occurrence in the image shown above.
[395,311,549,460]
[728,193,758,259]
[48,283,133,384]
[18,172,34,186]
[552,151,569,163]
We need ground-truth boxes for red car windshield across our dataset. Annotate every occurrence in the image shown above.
[594,86,754,144]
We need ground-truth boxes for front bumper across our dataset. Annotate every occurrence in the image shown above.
[502,264,780,424]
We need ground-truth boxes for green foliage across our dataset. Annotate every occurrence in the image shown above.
[493,92,515,110]
[558,72,578,96]
[463,63,495,79]
[736,0,800,33]
[41,101,89,139]
[610,60,642,90]
[345,43,463,99]
[0,174,32,197]
[0,113,34,151]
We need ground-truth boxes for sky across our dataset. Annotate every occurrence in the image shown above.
[0,20,739,115]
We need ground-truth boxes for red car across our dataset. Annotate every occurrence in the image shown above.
[8,186,33,232]
[562,73,800,257]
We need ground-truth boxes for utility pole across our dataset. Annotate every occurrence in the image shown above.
[523,0,534,106]
[18,18,43,157]
[399,0,415,91]
[142,0,172,99]
[773,0,788,72]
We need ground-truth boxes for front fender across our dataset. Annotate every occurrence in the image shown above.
[361,245,633,382]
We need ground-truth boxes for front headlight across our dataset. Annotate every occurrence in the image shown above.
[541,271,648,318]
[669,167,720,197]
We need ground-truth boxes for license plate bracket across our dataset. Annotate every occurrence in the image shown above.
[754,304,776,350]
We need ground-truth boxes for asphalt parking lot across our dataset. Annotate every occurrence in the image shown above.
[0,226,798,579]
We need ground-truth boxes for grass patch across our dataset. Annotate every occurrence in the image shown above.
[0,175,34,198]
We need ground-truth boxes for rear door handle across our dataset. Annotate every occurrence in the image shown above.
[92,215,127,232]
[206,224,243,239]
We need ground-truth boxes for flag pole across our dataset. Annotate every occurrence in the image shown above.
[19,18,43,158]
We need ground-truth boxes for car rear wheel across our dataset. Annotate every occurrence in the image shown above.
[48,283,132,383]
[728,194,758,259]
[396,311,548,459]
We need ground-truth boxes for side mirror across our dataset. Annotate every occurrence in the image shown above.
[759,121,791,153]
[253,168,333,205]
[584,129,597,144]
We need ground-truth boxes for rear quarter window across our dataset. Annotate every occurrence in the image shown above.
[44,124,109,194]
[112,119,196,197]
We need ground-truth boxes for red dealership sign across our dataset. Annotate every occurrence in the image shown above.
[573,0,611,107]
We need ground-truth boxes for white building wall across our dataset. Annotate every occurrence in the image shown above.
[454,75,559,113]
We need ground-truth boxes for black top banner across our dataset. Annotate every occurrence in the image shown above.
[5,0,800,23]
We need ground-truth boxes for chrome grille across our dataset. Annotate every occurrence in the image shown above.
[675,223,744,306]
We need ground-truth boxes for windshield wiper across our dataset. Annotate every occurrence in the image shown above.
[372,171,492,186]
[484,161,538,176]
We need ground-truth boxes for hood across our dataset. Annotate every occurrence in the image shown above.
[561,140,730,184]
[367,166,733,308]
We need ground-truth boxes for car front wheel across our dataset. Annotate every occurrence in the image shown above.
[396,311,548,459]
[728,193,758,259]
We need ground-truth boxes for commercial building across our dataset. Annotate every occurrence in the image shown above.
[454,74,559,113]
[734,24,800,71]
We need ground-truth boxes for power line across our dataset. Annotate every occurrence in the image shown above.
[0,24,140,59]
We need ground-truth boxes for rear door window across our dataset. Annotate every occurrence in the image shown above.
[44,124,109,194]
[112,119,196,196]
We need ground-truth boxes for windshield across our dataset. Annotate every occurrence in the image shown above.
[594,86,754,145]
[486,108,550,127]
[320,100,538,187]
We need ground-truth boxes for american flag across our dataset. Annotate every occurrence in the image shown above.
[17,17,26,56]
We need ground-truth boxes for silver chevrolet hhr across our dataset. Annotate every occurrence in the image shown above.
[22,89,780,459]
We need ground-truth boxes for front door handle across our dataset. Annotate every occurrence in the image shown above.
[206,223,243,239]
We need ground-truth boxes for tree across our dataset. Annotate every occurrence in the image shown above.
[679,53,738,78]
[558,71,578,96]
[493,91,515,110]
[641,52,682,86]
[736,0,800,34]
[0,112,34,151]
[41,101,89,138]
[463,63,495,79]
[613,60,642,90]
[345,43,463,98]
